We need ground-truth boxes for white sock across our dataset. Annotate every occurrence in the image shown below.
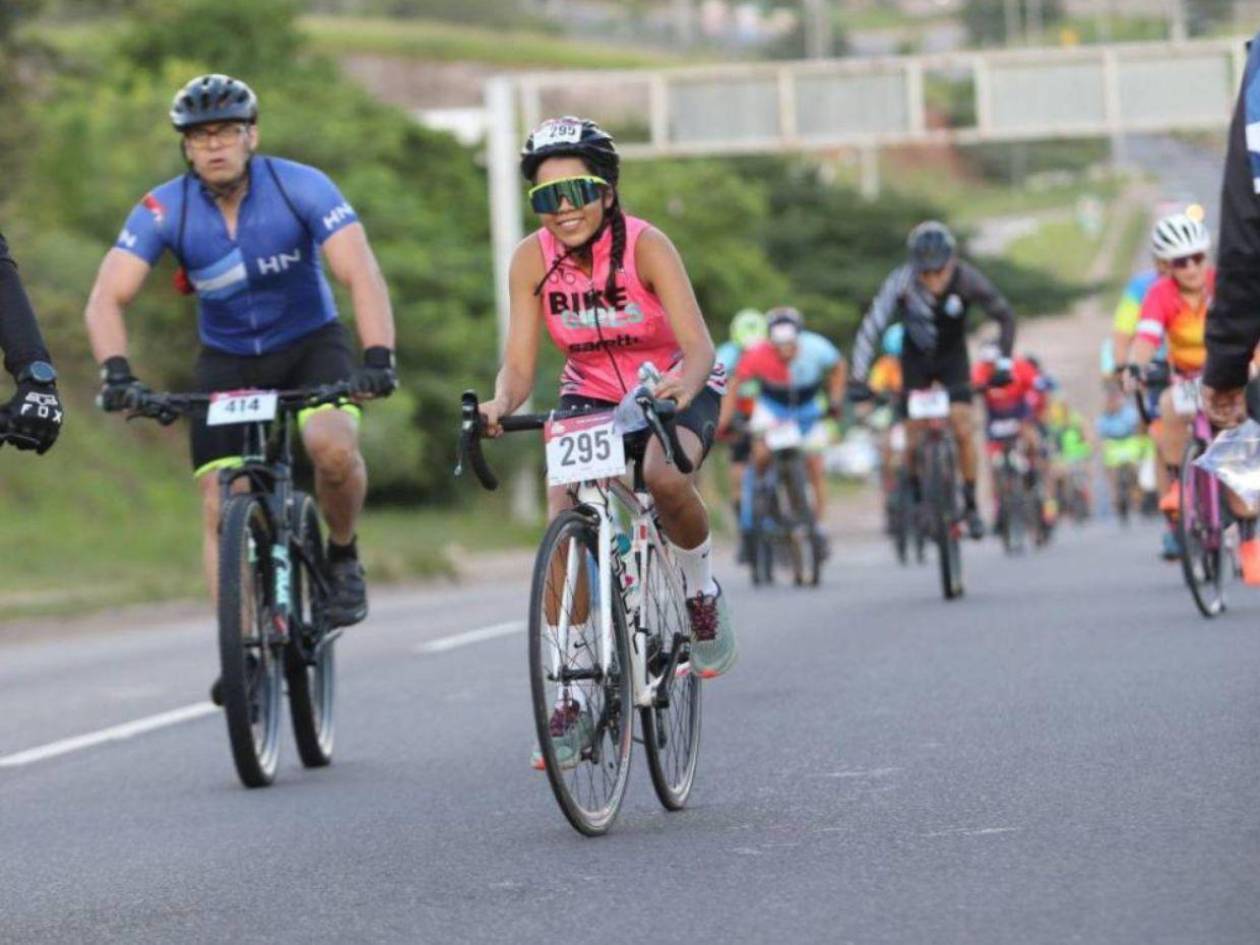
[669,536,718,599]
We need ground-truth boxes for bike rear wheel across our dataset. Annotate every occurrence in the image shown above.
[999,466,1027,556]
[783,455,821,587]
[640,543,703,811]
[529,511,633,836]
[1178,439,1225,618]
[285,492,335,768]
[218,494,283,788]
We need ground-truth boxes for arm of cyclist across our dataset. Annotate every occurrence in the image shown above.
[0,231,63,452]
[481,237,545,437]
[1204,33,1260,427]
[322,223,397,397]
[84,248,153,410]
[850,268,905,382]
[827,357,847,418]
[636,227,714,408]
[960,261,1016,357]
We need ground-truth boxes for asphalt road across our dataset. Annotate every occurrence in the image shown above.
[2,520,1258,944]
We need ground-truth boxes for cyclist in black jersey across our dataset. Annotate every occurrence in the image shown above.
[0,231,63,453]
[849,221,1016,540]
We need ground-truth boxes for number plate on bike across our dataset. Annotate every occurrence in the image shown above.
[206,390,279,426]
[907,388,950,420]
[988,417,1022,439]
[545,412,625,486]
[763,420,803,451]
[1171,378,1201,418]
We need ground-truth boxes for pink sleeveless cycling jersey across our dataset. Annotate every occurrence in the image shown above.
[536,215,723,403]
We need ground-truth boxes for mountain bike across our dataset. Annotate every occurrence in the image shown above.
[128,382,351,785]
[906,386,964,600]
[986,415,1038,555]
[852,399,924,566]
[456,387,703,837]
[1135,368,1227,618]
[743,411,824,588]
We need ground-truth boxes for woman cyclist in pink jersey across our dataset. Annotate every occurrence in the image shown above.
[479,118,736,703]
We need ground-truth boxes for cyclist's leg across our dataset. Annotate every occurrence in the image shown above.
[303,410,364,545]
[642,389,735,676]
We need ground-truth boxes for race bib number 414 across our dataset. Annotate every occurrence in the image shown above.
[545,412,626,486]
[207,390,279,427]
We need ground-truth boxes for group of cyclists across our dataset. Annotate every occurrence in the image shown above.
[3,39,1260,782]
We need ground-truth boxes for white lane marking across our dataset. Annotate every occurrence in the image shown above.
[922,826,1021,838]
[821,767,902,779]
[414,620,525,655]
[0,702,217,769]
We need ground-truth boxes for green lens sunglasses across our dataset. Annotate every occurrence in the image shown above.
[528,175,608,214]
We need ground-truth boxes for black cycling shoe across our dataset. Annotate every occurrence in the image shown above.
[327,556,368,628]
[209,676,223,707]
[965,508,986,541]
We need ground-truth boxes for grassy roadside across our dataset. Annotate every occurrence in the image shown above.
[300,15,681,69]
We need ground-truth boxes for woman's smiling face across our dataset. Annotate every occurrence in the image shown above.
[533,156,610,249]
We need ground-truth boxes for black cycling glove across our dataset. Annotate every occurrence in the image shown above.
[5,375,63,454]
[97,356,147,412]
[847,379,873,403]
[352,346,397,398]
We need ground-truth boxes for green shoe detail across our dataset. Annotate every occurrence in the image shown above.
[530,700,594,770]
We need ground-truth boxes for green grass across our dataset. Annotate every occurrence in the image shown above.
[300,15,682,69]
[1004,217,1105,286]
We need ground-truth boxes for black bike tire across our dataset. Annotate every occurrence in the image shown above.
[892,475,911,565]
[528,511,633,836]
[640,543,703,811]
[926,437,964,600]
[1177,439,1225,618]
[784,455,820,587]
[285,492,335,768]
[218,494,283,788]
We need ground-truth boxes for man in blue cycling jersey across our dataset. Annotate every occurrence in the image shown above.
[718,306,845,532]
[85,75,396,680]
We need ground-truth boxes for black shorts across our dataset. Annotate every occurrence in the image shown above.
[190,321,356,475]
[558,386,721,461]
[899,342,972,415]
[729,430,752,464]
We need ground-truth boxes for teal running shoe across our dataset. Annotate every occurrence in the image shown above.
[530,699,593,771]
[686,582,737,679]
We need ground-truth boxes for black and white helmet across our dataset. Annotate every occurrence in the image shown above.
[170,74,258,131]
[907,220,957,273]
[1150,213,1210,260]
[520,116,619,185]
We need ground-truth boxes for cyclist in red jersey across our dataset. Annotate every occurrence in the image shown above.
[1125,213,1214,524]
[973,344,1041,527]
[479,118,735,712]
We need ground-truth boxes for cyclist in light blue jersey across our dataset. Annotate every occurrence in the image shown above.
[715,308,766,557]
[719,306,846,528]
[85,75,397,699]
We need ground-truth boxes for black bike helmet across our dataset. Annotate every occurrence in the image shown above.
[766,305,804,329]
[520,116,619,186]
[907,220,957,273]
[170,74,259,131]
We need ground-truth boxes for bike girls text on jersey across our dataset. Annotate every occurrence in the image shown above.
[115,155,359,356]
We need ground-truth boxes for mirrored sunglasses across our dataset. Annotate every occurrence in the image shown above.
[528,175,608,214]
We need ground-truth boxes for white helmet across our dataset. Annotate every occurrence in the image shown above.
[1151,213,1210,260]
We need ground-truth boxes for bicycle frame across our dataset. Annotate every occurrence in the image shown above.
[1188,407,1223,545]
[217,408,334,653]
[556,472,687,712]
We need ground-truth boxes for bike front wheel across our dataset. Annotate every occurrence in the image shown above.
[1178,439,1225,618]
[285,491,335,768]
[529,510,633,836]
[640,543,703,811]
[924,437,964,600]
[218,494,284,788]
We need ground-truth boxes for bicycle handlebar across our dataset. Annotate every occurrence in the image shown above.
[455,389,693,492]
[124,381,356,427]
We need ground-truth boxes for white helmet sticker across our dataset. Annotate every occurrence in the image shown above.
[532,119,583,149]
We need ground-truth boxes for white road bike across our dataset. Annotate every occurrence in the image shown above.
[456,385,703,836]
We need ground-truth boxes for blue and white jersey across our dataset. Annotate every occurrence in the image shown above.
[115,155,359,356]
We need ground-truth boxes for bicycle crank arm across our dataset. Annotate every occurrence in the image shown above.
[313,627,344,658]
[649,632,690,709]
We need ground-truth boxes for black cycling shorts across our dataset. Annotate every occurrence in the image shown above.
[190,320,356,475]
[899,342,972,415]
[728,430,752,464]
[558,386,721,462]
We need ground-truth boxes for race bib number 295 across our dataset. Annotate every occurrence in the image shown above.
[545,412,626,486]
